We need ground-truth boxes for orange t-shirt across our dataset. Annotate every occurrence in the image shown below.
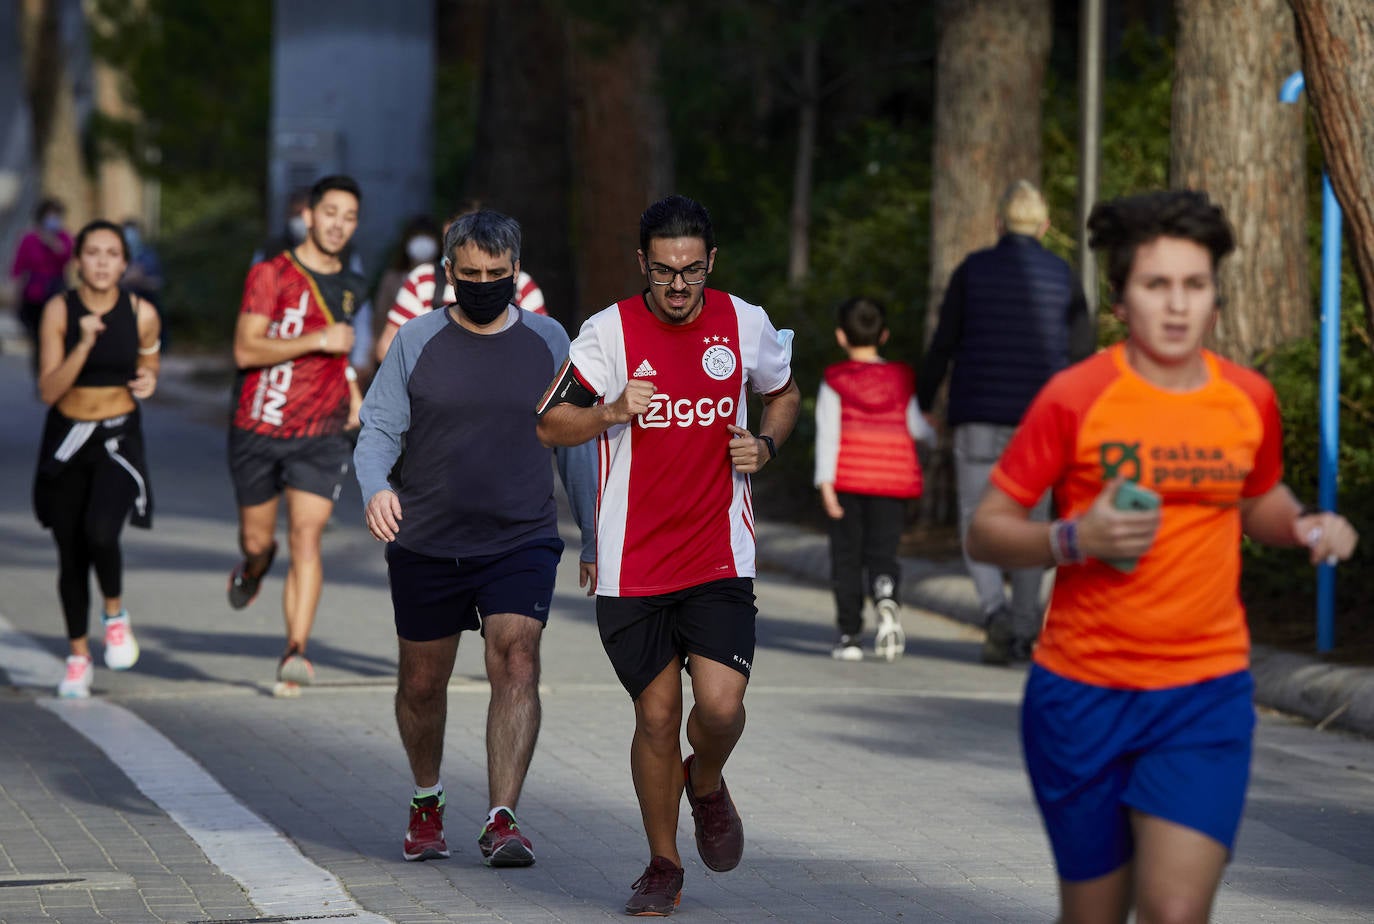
[991,344,1283,690]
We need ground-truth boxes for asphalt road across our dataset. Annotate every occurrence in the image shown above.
[1,351,1372,923]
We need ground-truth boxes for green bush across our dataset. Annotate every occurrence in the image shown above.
[734,122,931,523]
[1244,279,1374,652]
[156,183,262,352]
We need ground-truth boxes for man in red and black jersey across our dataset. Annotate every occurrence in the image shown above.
[226,174,367,693]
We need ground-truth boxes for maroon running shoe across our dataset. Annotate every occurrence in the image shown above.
[402,794,450,861]
[624,855,684,916]
[477,808,535,867]
[682,754,744,872]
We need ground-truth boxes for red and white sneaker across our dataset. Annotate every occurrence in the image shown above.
[403,794,450,861]
[57,655,93,699]
[477,808,535,867]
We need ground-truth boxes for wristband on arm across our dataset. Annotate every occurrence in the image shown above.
[1049,518,1084,565]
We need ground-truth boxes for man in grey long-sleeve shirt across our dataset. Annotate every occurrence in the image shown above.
[354,209,596,869]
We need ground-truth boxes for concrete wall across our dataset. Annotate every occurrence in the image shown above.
[270,0,435,277]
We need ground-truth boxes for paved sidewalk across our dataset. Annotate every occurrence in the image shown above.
[1,343,1371,924]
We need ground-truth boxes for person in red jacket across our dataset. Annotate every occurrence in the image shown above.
[814,297,935,661]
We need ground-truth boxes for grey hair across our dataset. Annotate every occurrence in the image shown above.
[442,208,522,267]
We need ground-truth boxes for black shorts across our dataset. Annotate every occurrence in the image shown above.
[228,427,351,507]
[385,537,564,642]
[596,578,757,700]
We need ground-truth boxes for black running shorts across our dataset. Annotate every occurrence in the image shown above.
[596,578,757,700]
[228,427,351,507]
[386,537,564,642]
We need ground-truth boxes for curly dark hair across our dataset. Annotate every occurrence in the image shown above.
[1087,190,1235,302]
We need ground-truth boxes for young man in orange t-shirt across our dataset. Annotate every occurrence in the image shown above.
[967,190,1358,924]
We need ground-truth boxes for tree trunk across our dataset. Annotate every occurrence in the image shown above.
[21,0,94,228]
[1288,0,1374,331]
[925,0,1051,525]
[466,0,577,329]
[786,25,819,287]
[566,22,673,321]
[1171,0,1309,361]
[927,0,1051,342]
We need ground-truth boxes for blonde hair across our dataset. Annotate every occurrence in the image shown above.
[998,180,1048,235]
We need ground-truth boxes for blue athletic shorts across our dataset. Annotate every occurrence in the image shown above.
[385,537,563,642]
[1021,663,1255,882]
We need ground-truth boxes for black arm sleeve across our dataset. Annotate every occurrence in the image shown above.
[916,262,966,410]
[536,359,598,416]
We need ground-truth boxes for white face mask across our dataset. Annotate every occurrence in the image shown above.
[406,236,439,264]
[287,214,308,244]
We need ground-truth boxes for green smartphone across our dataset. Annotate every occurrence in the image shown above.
[1103,481,1160,573]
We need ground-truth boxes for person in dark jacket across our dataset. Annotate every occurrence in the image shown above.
[917,180,1094,665]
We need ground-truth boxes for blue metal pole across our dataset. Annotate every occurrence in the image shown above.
[1279,70,1341,654]
[1316,172,1342,653]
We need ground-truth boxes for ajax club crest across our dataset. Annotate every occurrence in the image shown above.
[702,344,737,380]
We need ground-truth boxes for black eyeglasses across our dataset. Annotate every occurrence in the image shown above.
[647,264,709,286]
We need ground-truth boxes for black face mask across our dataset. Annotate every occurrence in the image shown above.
[454,276,515,325]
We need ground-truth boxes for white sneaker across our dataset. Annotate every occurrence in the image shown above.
[874,599,905,662]
[57,655,93,698]
[103,610,140,670]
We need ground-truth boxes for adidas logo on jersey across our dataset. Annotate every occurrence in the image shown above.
[633,359,657,378]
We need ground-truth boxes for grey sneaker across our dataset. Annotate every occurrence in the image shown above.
[1010,635,1037,663]
[277,646,315,686]
[980,608,1013,666]
[227,541,277,610]
[874,599,905,662]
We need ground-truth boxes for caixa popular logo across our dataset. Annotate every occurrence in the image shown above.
[638,394,736,428]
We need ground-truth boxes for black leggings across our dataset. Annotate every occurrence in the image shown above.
[46,447,133,639]
[827,492,906,636]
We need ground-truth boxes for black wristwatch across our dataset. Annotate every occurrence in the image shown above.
[758,434,777,460]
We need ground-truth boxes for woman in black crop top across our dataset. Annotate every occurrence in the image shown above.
[32,219,161,699]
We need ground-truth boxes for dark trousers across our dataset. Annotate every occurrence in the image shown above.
[827,493,905,636]
[45,447,132,639]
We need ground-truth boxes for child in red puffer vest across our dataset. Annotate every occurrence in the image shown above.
[814,296,934,663]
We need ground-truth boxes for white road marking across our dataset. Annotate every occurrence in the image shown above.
[0,614,391,924]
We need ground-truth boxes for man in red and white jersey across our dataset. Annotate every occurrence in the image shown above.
[226,175,367,694]
[536,195,799,916]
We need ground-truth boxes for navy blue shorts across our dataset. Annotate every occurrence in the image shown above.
[596,578,757,700]
[1021,664,1255,882]
[385,537,563,642]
